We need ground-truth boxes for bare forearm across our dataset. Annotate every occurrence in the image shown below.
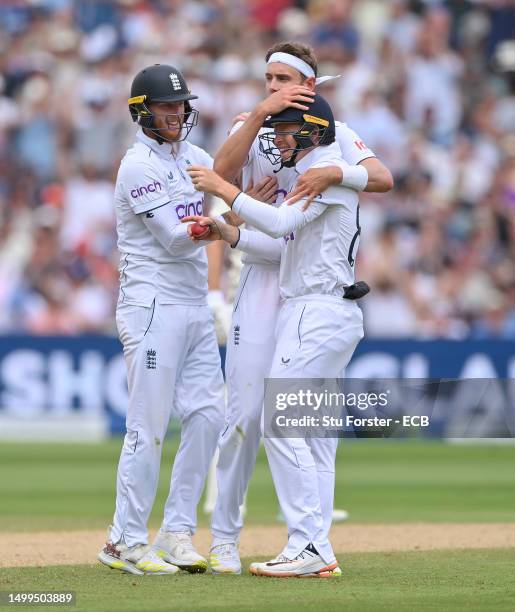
[213,108,267,181]
[207,241,224,290]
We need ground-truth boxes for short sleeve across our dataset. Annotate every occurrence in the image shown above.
[335,122,375,166]
[119,160,170,214]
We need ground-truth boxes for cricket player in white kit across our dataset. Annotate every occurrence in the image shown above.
[98,64,225,576]
[204,43,392,575]
[187,93,365,577]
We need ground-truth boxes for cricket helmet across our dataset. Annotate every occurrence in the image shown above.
[128,64,199,143]
[259,93,335,168]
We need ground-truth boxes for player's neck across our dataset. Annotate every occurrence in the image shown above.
[293,146,316,165]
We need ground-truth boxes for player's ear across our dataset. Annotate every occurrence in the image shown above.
[305,76,316,91]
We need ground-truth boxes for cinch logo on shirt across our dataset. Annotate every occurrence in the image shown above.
[131,180,162,198]
[175,199,204,219]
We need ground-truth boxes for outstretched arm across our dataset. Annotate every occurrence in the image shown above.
[221,176,279,226]
[181,214,282,264]
[187,166,325,239]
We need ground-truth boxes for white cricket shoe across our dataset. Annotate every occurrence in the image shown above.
[209,543,241,575]
[153,530,208,573]
[249,545,338,578]
[98,541,180,575]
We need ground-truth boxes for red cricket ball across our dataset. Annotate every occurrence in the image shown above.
[190,222,210,238]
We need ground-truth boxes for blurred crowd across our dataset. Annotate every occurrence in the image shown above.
[0,0,514,338]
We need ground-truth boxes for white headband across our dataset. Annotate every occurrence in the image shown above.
[267,52,341,86]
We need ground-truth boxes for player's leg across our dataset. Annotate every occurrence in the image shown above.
[99,302,186,575]
[260,300,333,571]
[209,265,279,574]
[254,299,363,577]
[309,322,363,541]
[156,304,225,572]
[211,266,279,537]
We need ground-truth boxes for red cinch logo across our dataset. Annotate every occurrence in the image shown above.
[131,180,162,198]
[355,140,367,151]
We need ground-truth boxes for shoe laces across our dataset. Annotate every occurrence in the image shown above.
[212,543,237,559]
[294,547,317,561]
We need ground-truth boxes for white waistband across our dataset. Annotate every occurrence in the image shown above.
[241,261,280,270]
[283,294,348,306]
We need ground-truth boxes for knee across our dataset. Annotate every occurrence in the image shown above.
[123,428,160,453]
[188,406,225,437]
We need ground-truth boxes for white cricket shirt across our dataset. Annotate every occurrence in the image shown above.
[115,129,212,306]
[233,142,361,299]
[236,120,374,265]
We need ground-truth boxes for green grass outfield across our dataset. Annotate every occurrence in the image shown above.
[1,440,514,611]
[1,440,514,531]
[1,550,514,611]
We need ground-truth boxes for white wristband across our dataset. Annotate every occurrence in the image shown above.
[339,163,369,191]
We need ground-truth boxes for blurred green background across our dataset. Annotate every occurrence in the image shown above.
[2,439,514,532]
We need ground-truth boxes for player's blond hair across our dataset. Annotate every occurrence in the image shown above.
[265,42,318,78]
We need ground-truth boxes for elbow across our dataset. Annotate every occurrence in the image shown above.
[269,225,291,239]
[378,169,394,193]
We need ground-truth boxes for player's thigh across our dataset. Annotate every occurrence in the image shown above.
[271,301,363,379]
[174,306,225,426]
[307,437,339,472]
[231,265,280,344]
[264,434,316,470]
[118,302,189,437]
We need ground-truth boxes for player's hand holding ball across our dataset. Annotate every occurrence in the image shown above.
[182,215,221,242]
[190,222,211,239]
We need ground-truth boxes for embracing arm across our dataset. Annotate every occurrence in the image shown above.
[232,192,324,238]
[181,214,282,264]
[213,111,266,182]
[361,157,394,193]
[188,165,324,238]
[213,86,314,181]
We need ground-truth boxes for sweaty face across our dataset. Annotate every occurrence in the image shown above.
[148,101,185,141]
[273,122,302,162]
[265,63,306,94]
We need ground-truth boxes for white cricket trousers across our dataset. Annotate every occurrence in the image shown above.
[110,301,225,547]
[211,264,280,544]
[265,295,363,564]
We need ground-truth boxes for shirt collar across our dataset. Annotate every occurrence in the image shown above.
[295,142,341,174]
[136,128,184,159]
